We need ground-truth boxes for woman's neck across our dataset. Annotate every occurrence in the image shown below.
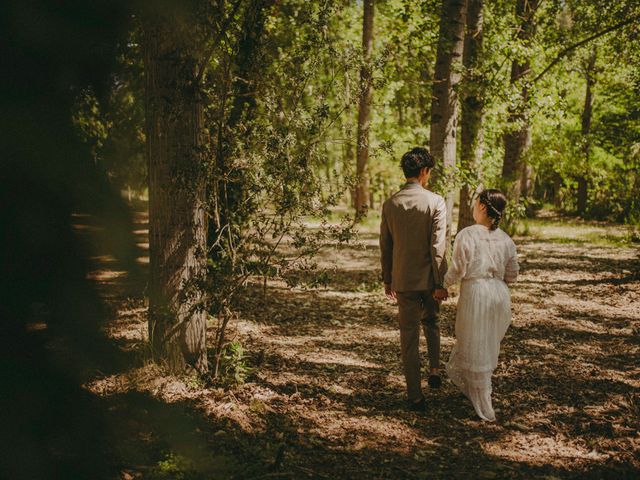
[476,217,493,229]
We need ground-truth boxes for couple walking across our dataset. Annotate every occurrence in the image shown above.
[380,147,519,421]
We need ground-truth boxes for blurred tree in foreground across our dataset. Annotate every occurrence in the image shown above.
[0,0,137,478]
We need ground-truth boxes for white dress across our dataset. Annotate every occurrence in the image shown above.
[444,224,519,421]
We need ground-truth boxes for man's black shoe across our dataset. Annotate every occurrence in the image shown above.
[428,374,442,389]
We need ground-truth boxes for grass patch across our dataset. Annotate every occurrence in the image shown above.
[519,217,638,247]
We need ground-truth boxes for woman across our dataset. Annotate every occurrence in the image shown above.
[442,189,519,421]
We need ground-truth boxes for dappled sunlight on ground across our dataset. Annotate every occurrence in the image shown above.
[82,211,640,479]
[484,431,608,465]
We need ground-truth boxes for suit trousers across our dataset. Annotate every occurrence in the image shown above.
[396,290,440,402]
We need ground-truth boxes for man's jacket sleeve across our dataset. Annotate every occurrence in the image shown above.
[430,197,448,287]
[380,207,393,285]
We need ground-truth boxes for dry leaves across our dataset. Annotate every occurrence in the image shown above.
[90,220,639,479]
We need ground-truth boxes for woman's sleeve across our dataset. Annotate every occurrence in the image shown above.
[444,231,469,288]
[504,241,519,284]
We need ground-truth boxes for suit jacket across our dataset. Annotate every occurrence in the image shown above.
[380,182,448,292]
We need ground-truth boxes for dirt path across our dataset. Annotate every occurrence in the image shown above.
[87,216,640,479]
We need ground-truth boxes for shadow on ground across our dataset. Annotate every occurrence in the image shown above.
[72,210,640,479]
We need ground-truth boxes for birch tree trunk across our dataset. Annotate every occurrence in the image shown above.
[458,0,484,233]
[430,0,468,239]
[144,13,208,373]
[502,0,540,204]
[355,0,374,216]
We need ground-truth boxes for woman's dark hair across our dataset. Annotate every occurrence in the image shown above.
[400,147,435,178]
[478,189,507,230]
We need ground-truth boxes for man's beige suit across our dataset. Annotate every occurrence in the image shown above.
[380,182,448,403]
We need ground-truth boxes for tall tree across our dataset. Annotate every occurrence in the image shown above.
[502,0,540,204]
[430,0,468,237]
[577,48,597,216]
[458,0,484,232]
[344,74,357,208]
[143,6,208,373]
[355,0,374,215]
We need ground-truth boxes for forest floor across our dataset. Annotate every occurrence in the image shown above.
[83,210,640,479]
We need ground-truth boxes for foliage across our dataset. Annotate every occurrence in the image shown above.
[149,453,200,480]
[68,0,640,379]
[194,0,361,377]
[214,340,251,387]
[70,0,640,222]
[531,24,640,222]
[72,29,146,195]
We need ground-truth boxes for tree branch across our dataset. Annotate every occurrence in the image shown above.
[195,0,244,85]
[533,15,640,83]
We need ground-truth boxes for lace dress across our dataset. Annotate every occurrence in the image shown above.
[444,224,519,421]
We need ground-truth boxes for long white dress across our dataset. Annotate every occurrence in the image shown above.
[444,224,519,421]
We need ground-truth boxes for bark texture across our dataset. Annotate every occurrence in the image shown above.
[144,13,208,373]
[430,0,468,239]
[502,0,540,204]
[458,0,484,233]
[355,0,374,215]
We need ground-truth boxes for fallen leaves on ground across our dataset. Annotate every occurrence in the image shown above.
[86,216,640,479]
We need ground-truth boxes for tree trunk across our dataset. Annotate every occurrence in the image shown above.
[502,0,540,205]
[458,0,483,233]
[355,0,374,216]
[343,71,356,208]
[577,48,596,216]
[346,133,356,209]
[553,172,563,209]
[144,13,208,373]
[430,0,468,239]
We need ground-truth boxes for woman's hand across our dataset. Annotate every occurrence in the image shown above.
[384,283,396,301]
[433,288,449,302]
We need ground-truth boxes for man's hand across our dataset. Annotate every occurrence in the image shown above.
[433,288,448,302]
[384,283,397,301]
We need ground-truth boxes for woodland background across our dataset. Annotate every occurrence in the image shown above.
[1,0,639,479]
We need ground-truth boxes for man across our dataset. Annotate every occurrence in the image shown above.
[380,147,448,411]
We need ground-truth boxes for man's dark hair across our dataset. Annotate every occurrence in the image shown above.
[400,147,435,178]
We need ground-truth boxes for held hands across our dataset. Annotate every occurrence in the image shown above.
[384,283,397,301]
[433,288,449,302]
[385,284,448,302]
